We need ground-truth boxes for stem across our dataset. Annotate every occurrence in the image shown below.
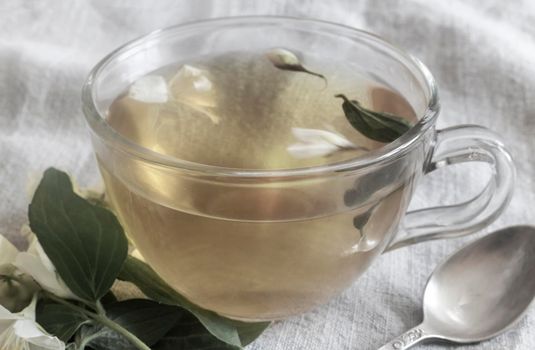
[96,300,106,316]
[92,314,151,350]
[78,299,99,313]
[77,330,105,350]
[42,292,151,350]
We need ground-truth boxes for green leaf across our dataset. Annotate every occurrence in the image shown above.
[80,325,133,350]
[82,299,180,349]
[100,291,118,305]
[29,168,128,302]
[82,300,241,350]
[36,298,87,342]
[153,311,239,350]
[335,94,411,143]
[118,256,269,347]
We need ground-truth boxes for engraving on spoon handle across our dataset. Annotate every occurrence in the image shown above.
[377,325,432,350]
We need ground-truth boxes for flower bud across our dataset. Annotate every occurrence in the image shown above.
[0,264,39,312]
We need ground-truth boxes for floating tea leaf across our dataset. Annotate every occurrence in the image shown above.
[335,94,411,143]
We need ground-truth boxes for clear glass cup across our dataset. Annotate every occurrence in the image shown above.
[82,17,515,321]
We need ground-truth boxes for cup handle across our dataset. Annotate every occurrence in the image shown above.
[385,125,515,252]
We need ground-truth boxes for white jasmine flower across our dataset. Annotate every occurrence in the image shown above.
[287,127,364,159]
[0,232,69,349]
[0,235,19,266]
[14,226,77,300]
[0,296,65,350]
[168,65,220,124]
[0,236,39,313]
[129,75,169,103]
[266,48,302,67]
[265,48,327,85]
[170,65,213,93]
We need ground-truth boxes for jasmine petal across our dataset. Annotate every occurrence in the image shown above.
[129,75,169,103]
[287,127,365,159]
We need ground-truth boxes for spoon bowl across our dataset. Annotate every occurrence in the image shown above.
[379,226,535,349]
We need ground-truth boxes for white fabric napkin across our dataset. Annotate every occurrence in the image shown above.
[0,1,533,349]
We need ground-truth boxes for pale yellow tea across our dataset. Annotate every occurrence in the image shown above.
[99,51,416,320]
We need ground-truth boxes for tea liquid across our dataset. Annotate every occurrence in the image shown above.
[100,51,416,320]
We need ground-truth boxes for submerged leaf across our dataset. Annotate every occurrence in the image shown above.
[344,160,407,208]
[266,48,327,86]
[353,207,374,232]
[335,94,411,143]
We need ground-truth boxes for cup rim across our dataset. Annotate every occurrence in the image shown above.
[82,15,440,179]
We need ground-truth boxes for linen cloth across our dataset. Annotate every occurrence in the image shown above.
[1,1,534,349]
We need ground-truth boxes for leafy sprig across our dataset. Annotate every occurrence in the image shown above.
[29,168,269,349]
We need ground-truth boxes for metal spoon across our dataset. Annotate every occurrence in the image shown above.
[378,226,535,349]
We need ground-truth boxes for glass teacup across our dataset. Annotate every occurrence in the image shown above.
[82,17,515,321]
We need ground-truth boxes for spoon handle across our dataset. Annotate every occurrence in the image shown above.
[377,325,432,350]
